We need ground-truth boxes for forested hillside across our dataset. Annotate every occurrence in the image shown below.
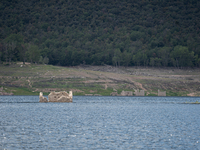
[0,0,200,67]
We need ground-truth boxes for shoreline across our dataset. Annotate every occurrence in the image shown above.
[0,64,200,97]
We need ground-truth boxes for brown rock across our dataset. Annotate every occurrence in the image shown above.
[39,92,48,102]
[48,91,73,102]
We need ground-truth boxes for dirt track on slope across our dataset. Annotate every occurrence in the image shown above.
[1,64,200,96]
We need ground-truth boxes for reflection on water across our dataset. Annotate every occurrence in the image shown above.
[0,96,200,149]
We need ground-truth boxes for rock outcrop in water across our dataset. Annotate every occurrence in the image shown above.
[39,91,73,102]
[48,91,73,102]
[39,92,48,102]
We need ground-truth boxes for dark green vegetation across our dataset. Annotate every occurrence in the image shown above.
[0,0,200,67]
[0,64,200,96]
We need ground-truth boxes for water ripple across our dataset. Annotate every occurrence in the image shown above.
[0,96,200,149]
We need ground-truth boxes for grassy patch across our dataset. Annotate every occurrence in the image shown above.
[95,88,114,96]
[4,86,39,95]
[1,64,200,97]
[73,92,85,96]
[147,93,157,96]
[166,90,188,96]
[78,84,112,96]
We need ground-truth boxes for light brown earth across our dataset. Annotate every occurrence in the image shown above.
[0,64,200,96]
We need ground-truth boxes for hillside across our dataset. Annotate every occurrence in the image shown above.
[0,64,200,96]
[0,0,200,67]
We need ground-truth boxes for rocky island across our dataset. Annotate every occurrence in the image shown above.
[39,91,73,102]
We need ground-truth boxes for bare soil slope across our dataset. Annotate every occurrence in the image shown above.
[0,64,200,96]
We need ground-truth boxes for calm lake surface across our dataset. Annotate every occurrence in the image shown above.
[0,96,200,150]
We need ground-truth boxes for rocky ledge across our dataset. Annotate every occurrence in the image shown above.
[39,91,73,102]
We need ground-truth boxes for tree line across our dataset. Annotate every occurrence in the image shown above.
[0,0,200,68]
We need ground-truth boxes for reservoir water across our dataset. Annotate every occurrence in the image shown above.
[0,96,200,149]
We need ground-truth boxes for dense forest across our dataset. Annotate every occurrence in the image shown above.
[0,0,200,67]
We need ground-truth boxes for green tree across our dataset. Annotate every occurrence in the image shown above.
[20,43,28,64]
[112,48,121,67]
[43,56,49,64]
[133,51,147,66]
[130,31,145,41]
[158,47,170,67]
[171,46,193,68]
[38,56,49,64]
[0,43,3,64]
[149,57,155,67]
[8,41,16,64]
[122,51,132,66]
[3,43,9,63]
[27,44,40,64]
[38,56,43,64]
[1,0,199,67]
[154,57,162,67]
[4,34,23,64]
[193,54,199,67]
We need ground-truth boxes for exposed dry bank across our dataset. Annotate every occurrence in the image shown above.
[0,64,200,96]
